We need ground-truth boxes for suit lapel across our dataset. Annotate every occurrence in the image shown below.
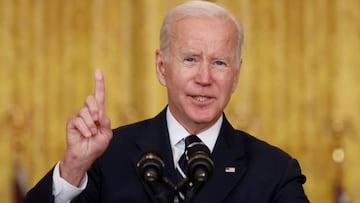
[131,108,179,189]
[195,116,248,202]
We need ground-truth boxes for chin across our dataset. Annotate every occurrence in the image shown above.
[189,112,217,124]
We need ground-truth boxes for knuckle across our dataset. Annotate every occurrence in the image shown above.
[74,117,83,125]
[79,107,89,117]
[85,95,93,104]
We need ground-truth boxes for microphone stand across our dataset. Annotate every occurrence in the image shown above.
[162,176,195,203]
[162,177,188,203]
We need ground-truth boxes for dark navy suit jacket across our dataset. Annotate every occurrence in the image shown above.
[24,108,309,202]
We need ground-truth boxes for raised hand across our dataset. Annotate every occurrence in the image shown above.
[60,69,113,186]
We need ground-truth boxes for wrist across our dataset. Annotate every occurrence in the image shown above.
[59,153,91,186]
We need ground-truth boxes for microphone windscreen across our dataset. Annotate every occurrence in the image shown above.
[137,148,165,181]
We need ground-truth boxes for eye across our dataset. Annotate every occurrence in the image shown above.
[185,57,194,62]
[214,60,227,67]
[184,57,196,64]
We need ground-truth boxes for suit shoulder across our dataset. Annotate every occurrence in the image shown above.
[110,118,154,143]
[235,130,294,161]
[232,130,305,180]
[113,118,152,134]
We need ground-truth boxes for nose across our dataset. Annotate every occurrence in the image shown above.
[195,62,212,86]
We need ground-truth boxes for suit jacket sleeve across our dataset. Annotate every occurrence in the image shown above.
[272,158,309,203]
[22,164,102,203]
[22,169,55,203]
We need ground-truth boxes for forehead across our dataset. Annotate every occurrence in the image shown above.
[169,16,237,53]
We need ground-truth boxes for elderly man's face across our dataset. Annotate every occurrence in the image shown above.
[156,16,240,134]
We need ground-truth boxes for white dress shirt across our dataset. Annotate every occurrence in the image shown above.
[52,107,223,203]
[166,108,222,167]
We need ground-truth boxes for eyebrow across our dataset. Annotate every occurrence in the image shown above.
[179,49,233,62]
[213,56,231,62]
[181,50,200,56]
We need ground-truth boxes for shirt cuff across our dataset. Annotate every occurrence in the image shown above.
[52,161,88,202]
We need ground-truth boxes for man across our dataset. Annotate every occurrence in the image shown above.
[24,1,309,202]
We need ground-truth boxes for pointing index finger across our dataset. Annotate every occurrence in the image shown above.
[94,69,105,105]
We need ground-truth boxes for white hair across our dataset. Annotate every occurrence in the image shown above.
[159,0,244,65]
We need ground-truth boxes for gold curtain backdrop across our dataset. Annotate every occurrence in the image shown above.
[0,0,359,202]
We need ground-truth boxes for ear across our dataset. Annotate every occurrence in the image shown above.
[155,49,167,86]
[231,59,242,93]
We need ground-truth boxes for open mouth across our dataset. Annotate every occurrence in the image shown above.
[193,96,211,102]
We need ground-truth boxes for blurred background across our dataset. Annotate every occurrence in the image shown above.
[0,0,359,202]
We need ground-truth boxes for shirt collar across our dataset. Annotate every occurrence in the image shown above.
[166,107,222,152]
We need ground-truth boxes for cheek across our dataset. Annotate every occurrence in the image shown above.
[167,65,192,84]
[165,69,185,90]
[217,74,237,95]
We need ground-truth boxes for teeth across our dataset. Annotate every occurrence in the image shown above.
[195,96,208,102]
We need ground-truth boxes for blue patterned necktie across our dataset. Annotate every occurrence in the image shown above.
[177,135,205,178]
[176,135,208,200]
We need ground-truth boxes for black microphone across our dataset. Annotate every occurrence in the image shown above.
[185,143,214,200]
[137,150,167,203]
[188,143,214,183]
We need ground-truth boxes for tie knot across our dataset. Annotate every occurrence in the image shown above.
[184,135,210,160]
[184,134,203,149]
